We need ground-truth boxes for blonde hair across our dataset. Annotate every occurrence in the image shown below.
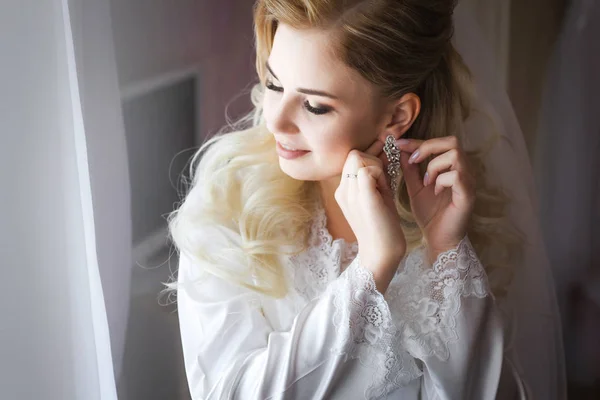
[167,0,522,298]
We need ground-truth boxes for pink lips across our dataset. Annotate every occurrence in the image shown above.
[276,141,311,160]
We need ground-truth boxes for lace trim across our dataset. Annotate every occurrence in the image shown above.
[311,203,359,265]
[288,202,491,397]
[328,258,421,399]
[289,202,357,303]
[385,236,491,361]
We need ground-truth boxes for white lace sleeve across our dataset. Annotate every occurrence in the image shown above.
[328,259,421,398]
[386,236,506,399]
[178,241,418,400]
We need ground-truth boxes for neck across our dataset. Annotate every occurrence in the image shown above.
[318,175,357,243]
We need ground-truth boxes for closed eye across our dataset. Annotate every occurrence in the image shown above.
[303,100,331,115]
[265,79,283,93]
[266,79,332,115]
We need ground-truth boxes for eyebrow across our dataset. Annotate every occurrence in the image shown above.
[266,61,339,100]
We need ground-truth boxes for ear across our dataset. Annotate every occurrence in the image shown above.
[379,93,421,141]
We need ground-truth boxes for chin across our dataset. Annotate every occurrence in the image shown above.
[278,159,340,183]
[278,158,321,182]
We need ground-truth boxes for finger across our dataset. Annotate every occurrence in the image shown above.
[339,150,363,205]
[360,153,384,168]
[351,155,383,199]
[378,150,389,168]
[364,138,385,158]
[404,136,462,165]
[423,149,464,187]
[342,150,365,175]
[357,167,377,205]
[399,149,423,197]
[369,165,398,210]
[434,170,475,209]
[394,138,423,154]
[346,148,383,169]
[357,166,395,208]
[357,165,380,191]
[369,165,392,195]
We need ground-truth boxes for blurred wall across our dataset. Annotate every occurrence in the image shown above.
[110,0,256,246]
[110,0,256,143]
[107,2,256,398]
[508,0,567,158]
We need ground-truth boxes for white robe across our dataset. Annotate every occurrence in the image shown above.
[176,202,524,399]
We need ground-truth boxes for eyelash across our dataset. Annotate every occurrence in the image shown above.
[265,80,332,115]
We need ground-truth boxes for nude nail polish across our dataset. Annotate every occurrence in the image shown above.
[409,150,420,163]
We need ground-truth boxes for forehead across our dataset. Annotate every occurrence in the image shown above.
[268,24,371,101]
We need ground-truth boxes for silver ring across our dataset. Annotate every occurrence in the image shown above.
[345,173,358,179]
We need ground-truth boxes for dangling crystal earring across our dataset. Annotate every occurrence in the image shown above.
[383,135,401,192]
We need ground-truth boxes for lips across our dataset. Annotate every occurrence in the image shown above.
[277,141,307,151]
[275,141,311,160]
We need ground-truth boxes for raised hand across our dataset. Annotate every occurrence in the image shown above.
[395,136,476,261]
[335,140,407,294]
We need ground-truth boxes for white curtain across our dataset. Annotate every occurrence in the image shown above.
[0,0,130,398]
[454,4,567,397]
[535,0,600,385]
[69,0,133,386]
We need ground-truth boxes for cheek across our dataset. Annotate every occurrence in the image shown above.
[305,122,346,152]
[262,95,276,123]
[312,119,369,154]
[307,120,364,169]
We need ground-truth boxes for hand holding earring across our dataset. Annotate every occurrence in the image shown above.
[335,140,407,293]
[394,136,476,261]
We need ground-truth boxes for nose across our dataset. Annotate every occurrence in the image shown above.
[266,97,300,136]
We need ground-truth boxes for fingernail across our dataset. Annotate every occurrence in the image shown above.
[396,139,409,146]
[423,172,429,186]
[409,150,420,163]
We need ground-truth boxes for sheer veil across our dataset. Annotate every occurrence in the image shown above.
[452,4,567,399]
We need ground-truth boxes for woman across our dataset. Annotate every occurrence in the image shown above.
[168,0,564,398]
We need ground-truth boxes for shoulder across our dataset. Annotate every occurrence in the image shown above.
[177,223,244,282]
